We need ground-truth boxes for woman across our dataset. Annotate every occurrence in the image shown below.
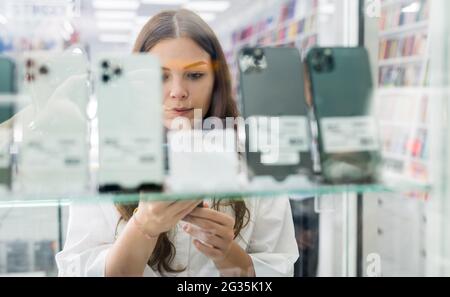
[56,9,299,277]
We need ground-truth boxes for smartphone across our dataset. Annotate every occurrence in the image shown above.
[304,47,380,184]
[238,47,313,182]
[0,56,16,188]
[95,54,164,193]
[17,52,89,193]
[0,56,16,95]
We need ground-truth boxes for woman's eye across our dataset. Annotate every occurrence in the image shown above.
[186,72,205,80]
[162,73,170,82]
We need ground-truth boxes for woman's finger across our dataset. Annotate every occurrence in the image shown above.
[183,224,228,250]
[167,200,202,217]
[174,201,203,221]
[192,239,223,260]
[184,214,228,237]
[138,200,173,213]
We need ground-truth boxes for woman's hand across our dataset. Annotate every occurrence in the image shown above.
[182,203,255,276]
[135,199,202,237]
[182,203,236,263]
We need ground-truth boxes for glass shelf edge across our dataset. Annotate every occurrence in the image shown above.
[0,182,432,207]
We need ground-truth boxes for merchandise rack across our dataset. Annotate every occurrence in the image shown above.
[376,0,432,188]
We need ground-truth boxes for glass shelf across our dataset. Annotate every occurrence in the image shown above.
[0,179,432,207]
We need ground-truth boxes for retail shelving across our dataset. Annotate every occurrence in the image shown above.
[375,0,432,190]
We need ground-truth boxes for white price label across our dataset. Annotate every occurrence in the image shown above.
[320,116,379,153]
[100,135,158,166]
[261,150,300,165]
[21,135,86,169]
[278,117,309,152]
[253,116,310,154]
[251,116,310,166]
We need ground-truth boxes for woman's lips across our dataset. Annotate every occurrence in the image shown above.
[169,108,194,116]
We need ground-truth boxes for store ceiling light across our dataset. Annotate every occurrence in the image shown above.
[141,0,188,5]
[95,11,137,20]
[97,20,134,30]
[183,1,230,12]
[93,0,140,10]
[99,34,131,43]
[196,12,216,22]
[402,2,421,13]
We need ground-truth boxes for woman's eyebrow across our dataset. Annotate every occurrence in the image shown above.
[161,61,209,71]
[183,61,208,69]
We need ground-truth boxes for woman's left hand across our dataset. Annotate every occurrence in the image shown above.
[182,203,235,264]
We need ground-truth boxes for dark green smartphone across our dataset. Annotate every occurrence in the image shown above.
[0,56,16,188]
[304,47,380,184]
[238,47,313,182]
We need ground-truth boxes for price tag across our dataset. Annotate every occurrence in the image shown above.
[320,116,379,153]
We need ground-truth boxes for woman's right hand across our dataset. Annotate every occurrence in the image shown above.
[134,199,202,237]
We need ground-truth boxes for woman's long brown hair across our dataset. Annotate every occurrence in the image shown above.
[115,9,249,275]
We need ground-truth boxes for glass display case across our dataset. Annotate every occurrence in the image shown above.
[0,0,448,277]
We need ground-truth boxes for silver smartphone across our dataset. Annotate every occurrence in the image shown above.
[95,54,164,193]
[17,52,89,193]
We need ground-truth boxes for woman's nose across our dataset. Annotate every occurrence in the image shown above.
[169,78,188,100]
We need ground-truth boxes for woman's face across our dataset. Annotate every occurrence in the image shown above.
[150,37,215,129]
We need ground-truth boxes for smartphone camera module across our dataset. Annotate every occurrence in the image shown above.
[100,60,123,84]
[311,48,334,73]
[25,59,49,82]
[39,65,49,75]
[239,47,268,74]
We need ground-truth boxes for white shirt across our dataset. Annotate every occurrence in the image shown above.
[55,196,299,277]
